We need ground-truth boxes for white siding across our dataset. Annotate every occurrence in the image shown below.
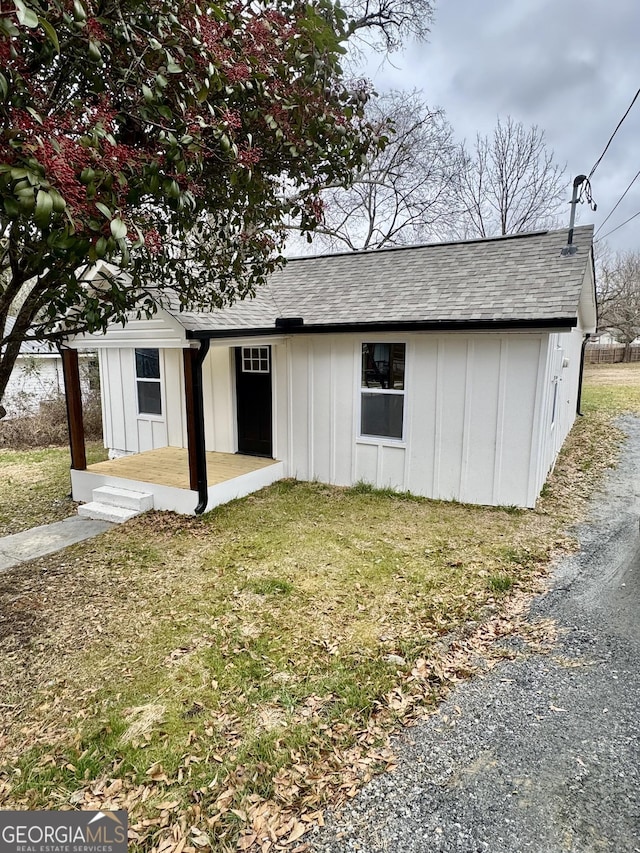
[4,355,90,417]
[287,332,547,507]
[531,326,585,502]
[200,342,290,457]
[165,348,188,448]
[101,347,168,455]
[97,328,582,509]
[70,310,187,350]
[202,347,235,453]
[272,343,289,463]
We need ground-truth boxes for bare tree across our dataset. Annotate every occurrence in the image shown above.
[344,0,435,52]
[597,250,640,361]
[292,91,461,253]
[455,117,568,238]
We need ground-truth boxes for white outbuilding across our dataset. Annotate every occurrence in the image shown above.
[63,225,596,520]
[3,315,92,418]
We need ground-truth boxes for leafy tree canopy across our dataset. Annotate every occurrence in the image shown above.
[0,0,381,411]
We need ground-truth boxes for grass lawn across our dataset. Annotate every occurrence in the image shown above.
[0,443,107,537]
[0,364,639,853]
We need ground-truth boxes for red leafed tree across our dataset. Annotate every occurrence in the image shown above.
[0,0,380,417]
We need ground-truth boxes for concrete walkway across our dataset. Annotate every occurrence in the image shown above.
[0,516,113,572]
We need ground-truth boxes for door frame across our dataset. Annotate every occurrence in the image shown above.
[234,345,274,457]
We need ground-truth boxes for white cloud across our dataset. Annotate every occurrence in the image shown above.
[367,0,640,251]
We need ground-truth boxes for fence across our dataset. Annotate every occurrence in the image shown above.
[585,344,640,364]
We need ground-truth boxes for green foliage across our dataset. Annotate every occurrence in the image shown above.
[487,573,514,593]
[0,0,379,404]
[244,577,294,596]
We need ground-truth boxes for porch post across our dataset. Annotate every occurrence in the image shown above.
[183,340,210,514]
[61,347,87,471]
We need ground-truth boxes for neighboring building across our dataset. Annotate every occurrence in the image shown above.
[3,316,94,418]
[4,317,75,416]
[65,226,596,520]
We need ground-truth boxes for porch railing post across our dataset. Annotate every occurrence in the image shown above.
[61,347,87,471]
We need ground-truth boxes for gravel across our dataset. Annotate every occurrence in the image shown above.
[310,416,640,853]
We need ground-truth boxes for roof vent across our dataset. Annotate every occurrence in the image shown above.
[275,317,304,329]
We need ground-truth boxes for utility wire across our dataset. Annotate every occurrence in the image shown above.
[588,87,640,179]
[594,167,640,237]
[596,208,640,241]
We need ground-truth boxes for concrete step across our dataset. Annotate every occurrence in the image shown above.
[77,502,142,524]
[91,485,154,512]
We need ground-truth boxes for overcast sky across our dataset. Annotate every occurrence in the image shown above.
[366,0,640,254]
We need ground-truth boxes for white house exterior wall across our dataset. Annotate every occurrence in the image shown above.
[4,357,65,413]
[197,342,290,459]
[202,347,235,454]
[285,332,547,507]
[99,347,169,456]
[93,327,584,509]
[531,326,585,502]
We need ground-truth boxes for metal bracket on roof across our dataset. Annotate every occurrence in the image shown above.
[561,175,586,255]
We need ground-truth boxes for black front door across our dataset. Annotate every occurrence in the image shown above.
[235,346,273,457]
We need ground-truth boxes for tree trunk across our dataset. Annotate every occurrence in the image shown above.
[623,342,632,363]
[0,345,20,421]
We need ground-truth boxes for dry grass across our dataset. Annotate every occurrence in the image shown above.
[0,390,103,450]
[0,443,108,537]
[0,365,638,853]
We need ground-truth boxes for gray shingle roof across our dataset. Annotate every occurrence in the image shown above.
[5,316,58,355]
[170,225,595,334]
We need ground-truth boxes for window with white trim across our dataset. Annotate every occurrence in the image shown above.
[135,348,162,416]
[241,346,270,373]
[360,343,405,439]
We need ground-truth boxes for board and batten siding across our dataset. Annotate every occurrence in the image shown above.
[286,332,550,508]
[532,326,585,501]
[100,347,170,455]
[88,310,188,456]
[94,325,583,508]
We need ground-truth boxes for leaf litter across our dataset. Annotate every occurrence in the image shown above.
[0,368,638,852]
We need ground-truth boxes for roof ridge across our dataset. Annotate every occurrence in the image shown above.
[284,225,594,263]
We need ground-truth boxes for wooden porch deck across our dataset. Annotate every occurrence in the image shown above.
[87,446,278,491]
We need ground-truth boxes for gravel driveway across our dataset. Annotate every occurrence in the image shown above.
[311,416,640,853]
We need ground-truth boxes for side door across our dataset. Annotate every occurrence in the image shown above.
[235,346,273,457]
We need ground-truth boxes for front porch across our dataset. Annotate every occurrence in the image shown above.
[71,446,285,515]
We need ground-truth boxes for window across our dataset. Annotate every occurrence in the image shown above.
[241,346,270,373]
[135,348,162,416]
[360,343,405,439]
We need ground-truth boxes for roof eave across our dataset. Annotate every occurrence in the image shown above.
[185,317,578,340]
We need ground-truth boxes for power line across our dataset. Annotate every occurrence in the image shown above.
[588,87,640,179]
[596,208,640,242]
[594,167,640,237]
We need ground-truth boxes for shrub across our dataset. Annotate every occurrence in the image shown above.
[0,389,102,449]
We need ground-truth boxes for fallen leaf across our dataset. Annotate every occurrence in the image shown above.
[237,832,257,850]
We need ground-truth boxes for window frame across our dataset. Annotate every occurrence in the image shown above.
[134,348,164,419]
[358,341,407,443]
[241,346,270,374]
